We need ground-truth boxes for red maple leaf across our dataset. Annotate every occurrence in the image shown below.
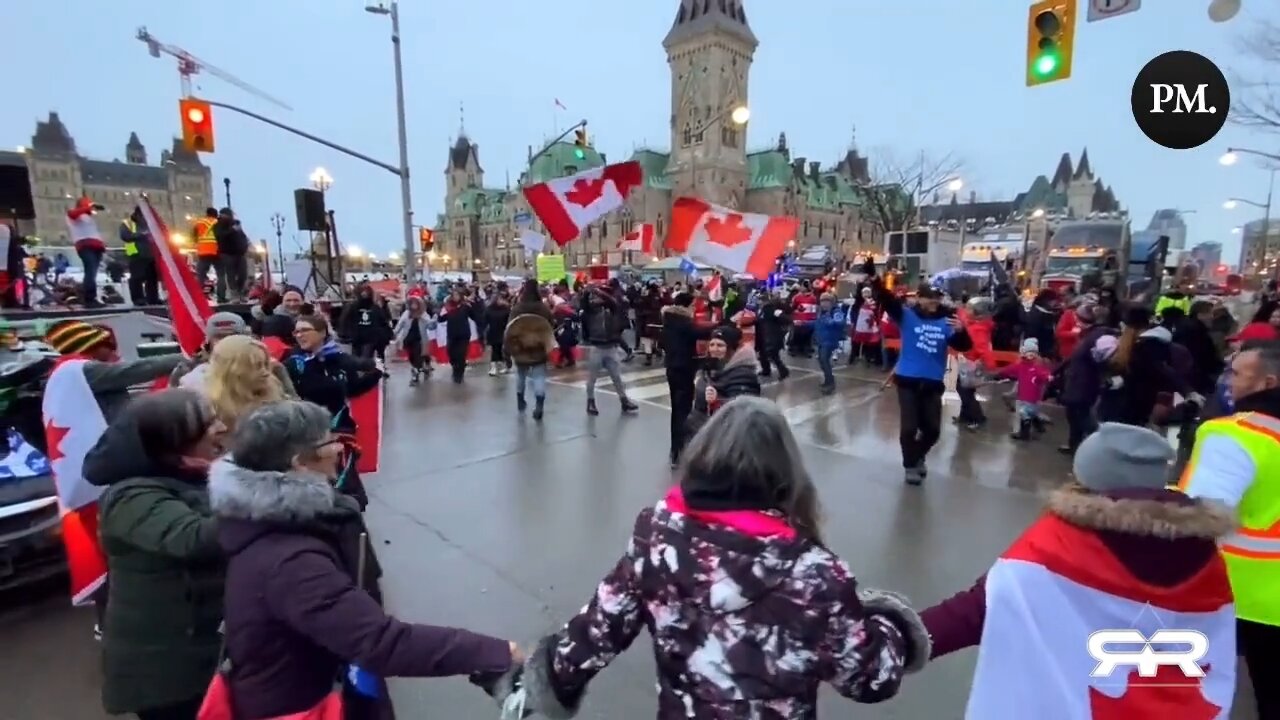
[1089,664,1219,720]
[704,214,754,248]
[563,178,607,207]
[45,419,70,464]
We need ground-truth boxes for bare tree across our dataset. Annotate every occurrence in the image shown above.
[1231,19,1280,132]
[859,149,964,236]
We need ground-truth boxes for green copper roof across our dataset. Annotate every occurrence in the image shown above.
[452,187,513,223]
[748,150,789,189]
[526,141,605,185]
[799,172,862,210]
[630,149,672,189]
[1017,175,1068,212]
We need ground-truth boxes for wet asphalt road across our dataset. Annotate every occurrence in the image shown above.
[0,312,1255,718]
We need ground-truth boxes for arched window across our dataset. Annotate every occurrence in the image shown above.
[601,219,608,238]
[682,124,692,147]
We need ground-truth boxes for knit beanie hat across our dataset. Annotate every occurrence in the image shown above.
[1073,423,1173,492]
[711,325,743,353]
[1075,303,1097,325]
[1020,337,1039,355]
[45,319,113,356]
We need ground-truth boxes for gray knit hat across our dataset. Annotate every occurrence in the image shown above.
[1073,423,1173,492]
[205,312,247,341]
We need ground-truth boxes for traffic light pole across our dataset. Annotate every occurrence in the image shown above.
[200,100,400,174]
[529,120,588,167]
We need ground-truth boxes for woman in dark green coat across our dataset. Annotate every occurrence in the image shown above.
[84,388,227,720]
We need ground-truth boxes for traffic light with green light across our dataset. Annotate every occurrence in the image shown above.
[573,128,588,159]
[1026,0,1076,87]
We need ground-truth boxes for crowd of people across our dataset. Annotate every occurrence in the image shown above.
[10,255,1280,718]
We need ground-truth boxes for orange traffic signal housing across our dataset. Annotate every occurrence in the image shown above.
[179,98,215,153]
[1026,0,1077,87]
[418,227,435,253]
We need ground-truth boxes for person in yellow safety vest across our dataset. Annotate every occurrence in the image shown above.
[1154,288,1193,320]
[1177,338,1280,718]
[119,208,159,305]
[193,207,219,286]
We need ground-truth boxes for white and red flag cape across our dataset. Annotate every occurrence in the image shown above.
[42,358,109,605]
[428,315,484,365]
[965,512,1235,719]
[666,197,796,279]
[618,223,655,254]
[136,198,213,356]
[523,161,643,246]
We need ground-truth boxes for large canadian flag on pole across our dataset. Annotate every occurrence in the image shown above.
[666,197,796,279]
[618,223,655,254]
[522,161,644,246]
[136,198,213,355]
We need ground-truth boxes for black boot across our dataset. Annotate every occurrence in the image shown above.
[517,393,527,412]
[533,396,545,421]
[587,399,599,416]
[1011,419,1031,441]
[620,397,639,414]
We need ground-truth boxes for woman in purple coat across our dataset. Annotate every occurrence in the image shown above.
[209,400,519,719]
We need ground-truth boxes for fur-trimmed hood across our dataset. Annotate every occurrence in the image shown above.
[661,303,692,318]
[208,457,345,557]
[1046,487,1234,541]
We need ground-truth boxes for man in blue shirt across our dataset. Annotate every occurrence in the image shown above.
[873,271,972,485]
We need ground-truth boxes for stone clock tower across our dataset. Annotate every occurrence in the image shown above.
[664,0,757,209]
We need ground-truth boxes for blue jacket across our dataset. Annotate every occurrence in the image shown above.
[814,306,847,348]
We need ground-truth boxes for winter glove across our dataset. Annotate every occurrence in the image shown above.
[858,588,931,674]
[1186,391,1206,407]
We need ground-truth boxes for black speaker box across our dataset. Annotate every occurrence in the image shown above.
[294,188,327,231]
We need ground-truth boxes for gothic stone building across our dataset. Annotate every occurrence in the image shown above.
[432,0,885,273]
[22,112,214,253]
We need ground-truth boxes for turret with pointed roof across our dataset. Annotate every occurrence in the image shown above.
[1073,147,1092,180]
[664,0,757,49]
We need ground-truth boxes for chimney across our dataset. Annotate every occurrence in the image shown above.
[792,158,806,177]
[808,161,820,180]
[527,145,533,162]
[969,190,977,204]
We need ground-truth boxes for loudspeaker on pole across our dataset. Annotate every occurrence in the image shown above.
[293,188,327,231]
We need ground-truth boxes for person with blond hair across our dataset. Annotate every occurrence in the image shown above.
[205,334,294,432]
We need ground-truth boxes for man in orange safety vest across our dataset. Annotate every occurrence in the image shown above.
[193,207,219,285]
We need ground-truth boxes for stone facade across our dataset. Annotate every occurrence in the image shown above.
[22,112,213,251]
[431,0,884,273]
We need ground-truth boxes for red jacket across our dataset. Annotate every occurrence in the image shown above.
[1055,311,1081,359]
[791,292,817,323]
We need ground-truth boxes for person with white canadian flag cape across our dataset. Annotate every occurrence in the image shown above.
[40,319,184,612]
[617,222,654,254]
[666,197,797,279]
[522,161,644,246]
[920,423,1238,719]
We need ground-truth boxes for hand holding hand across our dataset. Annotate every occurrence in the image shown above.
[705,386,718,405]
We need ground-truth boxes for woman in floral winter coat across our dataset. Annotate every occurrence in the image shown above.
[501,396,930,719]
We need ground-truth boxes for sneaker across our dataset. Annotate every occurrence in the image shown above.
[409,373,419,387]
[904,467,924,486]
[916,460,928,478]
[93,623,103,642]
[488,363,498,377]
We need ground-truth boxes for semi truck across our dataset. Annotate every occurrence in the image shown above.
[1039,218,1130,295]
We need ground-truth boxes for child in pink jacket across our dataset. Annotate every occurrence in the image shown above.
[996,338,1053,440]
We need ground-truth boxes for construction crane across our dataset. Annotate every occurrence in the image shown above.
[137,27,292,111]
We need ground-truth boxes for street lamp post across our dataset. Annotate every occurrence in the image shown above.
[1221,148,1278,278]
[366,1,417,286]
[688,104,750,206]
[270,212,286,281]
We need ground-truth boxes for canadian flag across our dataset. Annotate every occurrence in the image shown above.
[136,197,213,355]
[618,223,655,254]
[522,161,644,246]
[965,512,1235,719]
[428,309,485,364]
[705,273,723,302]
[666,197,796,279]
[42,357,109,605]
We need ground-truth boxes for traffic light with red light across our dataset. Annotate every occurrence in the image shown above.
[418,227,435,253]
[1026,0,1076,87]
[179,98,215,153]
[573,127,588,160]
